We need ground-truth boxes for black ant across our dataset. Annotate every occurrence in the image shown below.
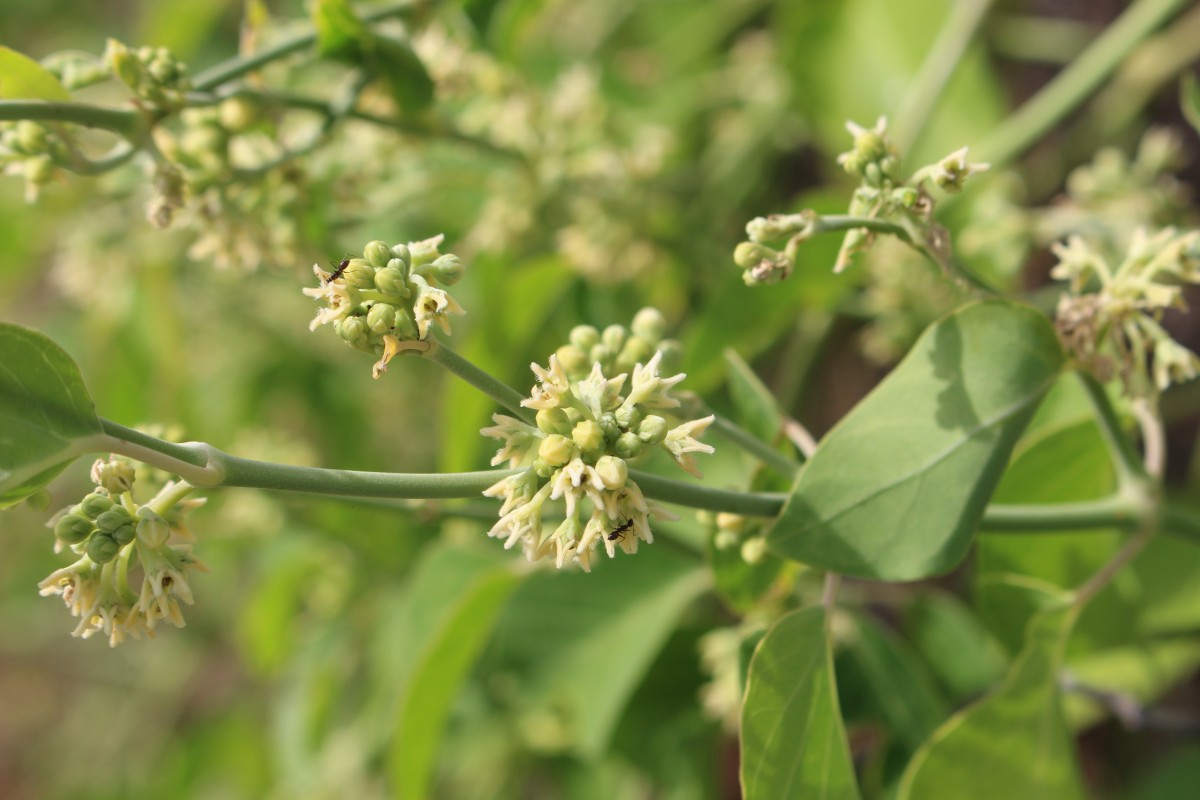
[324,257,351,284]
[607,519,634,541]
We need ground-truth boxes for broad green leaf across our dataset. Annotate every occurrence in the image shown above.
[770,301,1064,580]
[1182,73,1200,136]
[311,0,367,59]
[485,547,706,758]
[905,591,1008,701]
[370,34,435,114]
[389,542,523,800]
[0,323,103,507]
[723,348,782,442]
[740,607,861,800]
[0,46,70,100]
[897,601,1084,800]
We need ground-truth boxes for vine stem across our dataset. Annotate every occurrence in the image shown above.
[975,0,1191,168]
[423,339,536,424]
[0,100,143,137]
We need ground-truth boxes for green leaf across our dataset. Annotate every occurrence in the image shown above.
[0,46,70,100]
[723,348,782,442]
[740,606,861,800]
[0,323,103,507]
[389,542,523,800]
[769,301,1064,580]
[897,601,1084,800]
[311,0,368,59]
[905,591,1008,701]
[485,547,707,758]
[1182,73,1200,136]
[370,34,435,114]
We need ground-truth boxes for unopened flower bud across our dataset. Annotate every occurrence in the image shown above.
[538,434,575,466]
[714,529,739,550]
[716,513,745,533]
[111,524,135,547]
[741,536,767,564]
[637,415,668,444]
[572,420,604,454]
[614,405,641,430]
[617,338,655,372]
[95,505,133,533]
[533,456,557,478]
[734,241,781,270]
[364,240,392,268]
[217,96,256,131]
[54,513,94,545]
[390,243,412,267]
[91,458,135,495]
[657,340,683,373]
[630,308,666,343]
[136,508,170,548]
[588,343,613,367]
[374,265,407,296]
[595,455,628,489]
[426,254,464,285]
[15,121,47,154]
[536,408,573,436]
[338,259,374,289]
[599,412,621,442]
[336,316,369,347]
[555,344,590,376]
[602,324,626,353]
[569,325,600,351]
[79,492,114,519]
[86,532,121,564]
[367,302,397,334]
[614,432,643,459]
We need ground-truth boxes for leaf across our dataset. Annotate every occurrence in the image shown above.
[1063,638,1200,730]
[389,542,523,800]
[769,301,1064,580]
[740,606,861,800]
[1182,73,1200,136]
[370,34,435,114]
[723,348,782,442]
[0,46,70,100]
[0,323,103,507]
[905,591,1008,701]
[485,546,707,758]
[310,0,368,59]
[897,600,1084,800]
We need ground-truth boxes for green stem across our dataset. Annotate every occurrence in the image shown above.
[0,100,143,137]
[424,340,536,424]
[978,493,1143,532]
[709,414,800,479]
[627,471,786,516]
[191,0,419,91]
[893,0,996,153]
[1077,372,1149,486]
[975,0,1191,168]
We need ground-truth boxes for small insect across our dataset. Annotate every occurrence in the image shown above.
[607,519,635,541]
[324,257,351,284]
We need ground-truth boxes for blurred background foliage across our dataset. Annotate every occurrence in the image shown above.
[1,0,1199,798]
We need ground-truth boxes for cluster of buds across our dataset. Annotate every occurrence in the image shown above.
[481,308,715,570]
[710,511,769,565]
[1053,226,1200,394]
[0,120,69,202]
[38,456,207,647]
[734,117,988,282]
[104,38,191,110]
[303,236,466,377]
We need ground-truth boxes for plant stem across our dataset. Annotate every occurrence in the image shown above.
[1077,373,1149,487]
[709,414,800,480]
[893,0,996,153]
[191,0,419,91]
[424,339,535,424]
[0,100,142,137]
[975,0,1190,168]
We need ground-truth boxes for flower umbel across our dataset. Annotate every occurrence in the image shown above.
[482,308,701,570]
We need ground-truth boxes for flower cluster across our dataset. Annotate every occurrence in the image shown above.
[734,117,988,283]
[1053,226,1200,395]
[38,456,207,647]
[104,38,191,110]
[481,308,714,570]
[0,120,69,202]
[303,236,466,378]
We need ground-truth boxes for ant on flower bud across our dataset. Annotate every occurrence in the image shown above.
[324,257,351,284]
[607,519,634,541]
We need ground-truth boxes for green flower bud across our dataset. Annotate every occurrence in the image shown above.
[341,259,376,289]
[390,243,412,267]
[538,434,575,467]
[336,315,369,347]
[614,431,643,459]
[637,415,668,444]
[588,343,614,368]
[734,241,783,271]
[79,491,114,519]
[105,39,141,88]
[26,155,54,186]
[657,340,683,373]
[569,325,600,351]
[602,324,626,354]
[426,254,464,285]
[364,240,392,268]
[136,508,170,548]
[367,302,397,334]
[91,457,136,495]
[409,238,441,268]
[393,306,420,339]
[555,344,590,376]
[716,512,746,533]
[533,456,557,478]
[594,455,627,490]
[95,505,134,533]
[217,96,256,131]
[536,408,573,436]
[599,412,621,442]
[111,524,136,547]
[572,420,605,454]
[86,532,121,564]
[614,404,641,430]
[54,513,94,545]
[374,265,407,296]
[16,121,47,154]
[630,308,666,343]
[714,529,739,550]
[741,536,767,564]
[563,407,584,426]
[616,337,655,373]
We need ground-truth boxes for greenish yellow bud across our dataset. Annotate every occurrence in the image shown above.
[336,316,369,347]
[105,39,141,88]
[572,420,605,454]
[86,532,121,564]
[536,407,573,436]
[79,492,114,518]
[588,343,613,368]
[426,254,464,285]
[136,508,170,548]
[714,529,739,550]
[409,238,441,268]
[54,513,94,545]
[95,505,133,533]
[555,344,590,376]
[637,415,668,444]
[539,434,575,466]
[614,432,643,459]
[92,458,135,495]
[614,405,641,430]
[569,325,600,350]
[741,536,767,564]
[390,243,412,266]
[657,340,683,373]
[533,456,557,478]
[367,303,397,334]
[218,96,256,131]
[599,413,621,442]
[734,241,781,270]
[364,240,392,268]
[111,524,135,547]
[26,155,53,186]
[594,455,627,490]
[602,324,626,353]
[15,121,47,154]
[374,265,407,296]
[630,308,666,343]
[341,259,375,289]
[617,337,655,372]
[716,513,745,533]
[393,306,419,339]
